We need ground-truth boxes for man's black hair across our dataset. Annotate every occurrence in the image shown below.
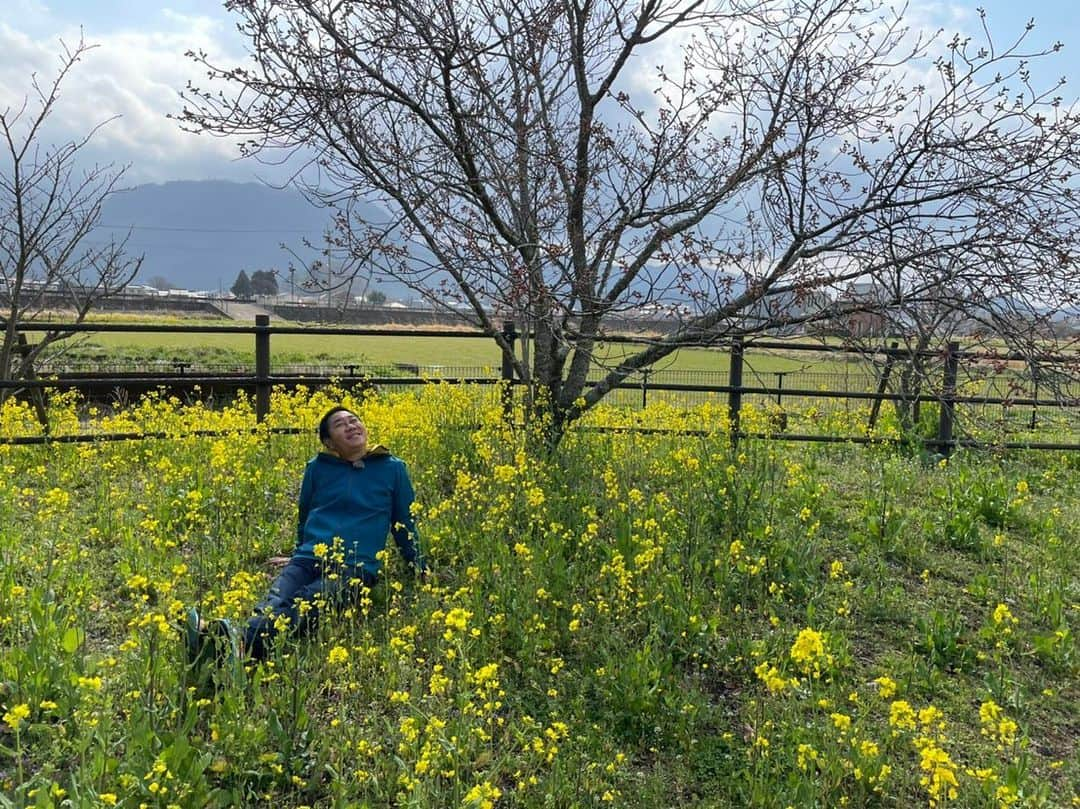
[318,405,356,443]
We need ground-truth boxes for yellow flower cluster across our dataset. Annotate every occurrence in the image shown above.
[991,603,1017,627]
[754,661,796,694]
[978,700,1018,750]
[915,739,960,807]
[874,676,897,699]
[462,780,501,809]
[3,703,30,731]
[789,627,833,678]
[327,645,350,666]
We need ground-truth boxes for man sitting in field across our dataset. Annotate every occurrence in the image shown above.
[185,405,424,665]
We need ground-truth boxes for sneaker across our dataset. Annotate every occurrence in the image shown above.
[183,606,203,665]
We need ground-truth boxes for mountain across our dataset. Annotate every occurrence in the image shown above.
[94,180,704,308]
[96,180,345,293]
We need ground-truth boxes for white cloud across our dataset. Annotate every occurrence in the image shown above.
[5,0,51,30]
[4,1,1069,188]
[0,16,255,183]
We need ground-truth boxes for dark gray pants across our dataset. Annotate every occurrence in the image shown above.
[243,557,375,660]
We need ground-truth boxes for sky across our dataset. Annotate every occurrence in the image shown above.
[1,0,1078,186]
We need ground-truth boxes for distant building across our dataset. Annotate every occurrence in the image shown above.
[831,281,890,337]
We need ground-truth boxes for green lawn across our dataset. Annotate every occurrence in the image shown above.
[68,324,854,376]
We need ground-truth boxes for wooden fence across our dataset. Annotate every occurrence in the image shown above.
[3,317,1078,452]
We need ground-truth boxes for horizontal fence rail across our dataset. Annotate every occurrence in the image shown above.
[4,372,1064,407]
[3,317,1079,452]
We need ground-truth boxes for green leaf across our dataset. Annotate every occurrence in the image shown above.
[61,626,85,654]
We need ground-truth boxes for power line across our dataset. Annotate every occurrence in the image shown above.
[82,239,308,252]
[96,223,326,234]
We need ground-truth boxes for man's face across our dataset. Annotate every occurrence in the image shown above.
[324,410,368,458]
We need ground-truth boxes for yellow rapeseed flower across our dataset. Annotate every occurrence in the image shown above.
[472,662,499,686]
[916,740,959,806]
[462,780,501,809]
[992,603,1017,626]
[979,700,1019,749]
[874,676,897,699]
[445,607,472,633]
[790,627,832,677]
[754,661,794,694]
[3,703,30,731]
[888,700,917,732]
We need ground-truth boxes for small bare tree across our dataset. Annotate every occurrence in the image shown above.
[1,37,142,414]
[180,0,1080,445]
[284,218,401,315]
[846,223,1080,438]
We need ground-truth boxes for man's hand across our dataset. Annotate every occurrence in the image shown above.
[268,555,291,569]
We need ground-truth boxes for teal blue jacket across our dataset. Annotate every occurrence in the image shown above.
[293,448,422,576]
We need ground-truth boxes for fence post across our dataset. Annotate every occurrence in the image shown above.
[641,368,651,409]
[1030,364,1040,430]
[16,333,48,430]
[728,336,744,446]
[935,341,960,457]
[500,320,517,421]
[255,314,271,423]
[868,341,899,430]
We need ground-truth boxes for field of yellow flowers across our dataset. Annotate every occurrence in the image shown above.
[0,386,1077,808]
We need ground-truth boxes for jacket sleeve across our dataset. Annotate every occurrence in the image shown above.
[390,460,423,570]
[295,461,315,550]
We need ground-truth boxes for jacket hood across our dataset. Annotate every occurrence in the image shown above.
[318,444,392,466]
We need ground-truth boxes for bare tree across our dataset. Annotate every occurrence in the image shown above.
[846,226,1080,438]
[180,0,1080,444]
[1,37,142,411]
[284,219,396,314]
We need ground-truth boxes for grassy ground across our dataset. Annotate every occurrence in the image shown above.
[0,387,1076,807]
[49,315,855,376]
